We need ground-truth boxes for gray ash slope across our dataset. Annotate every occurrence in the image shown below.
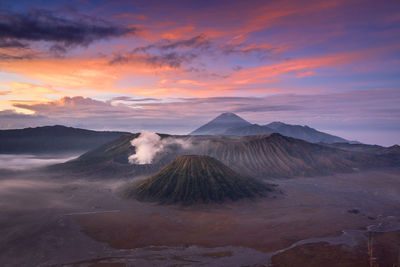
[124,155,274,205]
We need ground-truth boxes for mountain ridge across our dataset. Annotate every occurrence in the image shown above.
[0,125,130,154]
[190,113,351,144]
[53,132,400,179]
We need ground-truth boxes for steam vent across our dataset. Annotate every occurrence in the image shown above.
[126,155,274,205]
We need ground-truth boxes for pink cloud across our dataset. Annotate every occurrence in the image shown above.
[297,71,315,78]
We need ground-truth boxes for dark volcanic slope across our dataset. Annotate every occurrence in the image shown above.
[0,125,129,154]
[196,134,372,177]
[54,133,177,177]
[224,124,274,136]
[323,142,388,154]
[56,133,400,179]
[126,155,273,204]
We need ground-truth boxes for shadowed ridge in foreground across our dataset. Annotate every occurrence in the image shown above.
[124,155,275,205]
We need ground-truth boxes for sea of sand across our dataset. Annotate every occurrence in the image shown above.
[0,162,399,266]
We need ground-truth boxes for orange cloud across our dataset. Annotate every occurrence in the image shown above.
[161,26,196,40]
[110,48,377,98]
[176,79,205,86]
[0,82,63,113]
[227,50,366,86]
[0,58,117,92]
[9,81,59,96]
[0,57,178,95]
[235,0,346,35]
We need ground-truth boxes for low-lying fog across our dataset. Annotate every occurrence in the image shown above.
[0,153,81,170]
[0,152,399,266]
[0,167,143,266]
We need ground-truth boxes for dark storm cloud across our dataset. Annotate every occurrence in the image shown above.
[109,32,271,69]
[110,51,198,68]
[219,42,277,59]
[145,52,197,68]
[161,35,210,50]
[0,52,33,60]
[0,9,135,49]
[221,44,263,55]
[110,35,209,67]
[0,39,28,48]
[132,35,210,53]
[155,35,209,51]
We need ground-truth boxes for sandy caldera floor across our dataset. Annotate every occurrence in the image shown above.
[0,168,400,266]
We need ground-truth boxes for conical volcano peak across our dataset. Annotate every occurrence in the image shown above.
[125,155,274,205]
[190,113,251,135]
[213,112,248,122]
[189,113,350,143]
[217,112,241,118]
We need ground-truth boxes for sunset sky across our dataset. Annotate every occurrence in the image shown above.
[0,0,399,145]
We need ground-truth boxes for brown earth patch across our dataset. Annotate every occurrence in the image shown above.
[74,198,370,253]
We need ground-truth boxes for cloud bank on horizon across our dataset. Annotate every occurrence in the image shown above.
[0,0,399,146]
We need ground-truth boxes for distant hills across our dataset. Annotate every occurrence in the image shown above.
[54,133,400,179]
[0,125,129,154]
[190,112,350,144]
[0,114,355,156]
[124,155,274,205]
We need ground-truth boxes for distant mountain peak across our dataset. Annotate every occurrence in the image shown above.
[218,112,239,116]
[190,115,351,144]
[220,112,235,115]
[190,112,251,135]
[213,112,248,121]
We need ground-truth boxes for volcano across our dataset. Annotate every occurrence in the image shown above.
[189,112,350,144]
[58,132,400,179]
[190,112,251,135]
[126,155,274,205]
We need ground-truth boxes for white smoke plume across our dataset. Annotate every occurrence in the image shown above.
[128,131,192,164]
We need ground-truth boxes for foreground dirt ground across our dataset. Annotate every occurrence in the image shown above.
[0,168,399,266]
[75,169,400,266]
